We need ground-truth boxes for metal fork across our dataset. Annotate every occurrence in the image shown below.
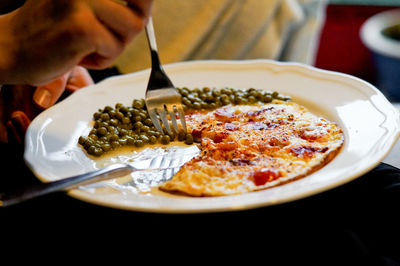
[0,160,177,207]
[144,17,187,135]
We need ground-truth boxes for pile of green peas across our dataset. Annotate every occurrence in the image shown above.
[79,87,290,156]
[178,87,290,110]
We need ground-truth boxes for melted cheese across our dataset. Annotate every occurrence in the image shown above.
[159,100,344,196]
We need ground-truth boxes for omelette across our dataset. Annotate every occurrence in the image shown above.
[159,100,344,196]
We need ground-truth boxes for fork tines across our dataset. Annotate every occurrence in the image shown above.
[146,88,187,136]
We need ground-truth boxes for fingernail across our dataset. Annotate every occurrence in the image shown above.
[11,111,30,128]
[34,88,52,108]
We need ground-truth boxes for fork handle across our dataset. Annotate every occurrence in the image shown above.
[145,17,158,52]
[0,164,134,207]
[145,17,174,91]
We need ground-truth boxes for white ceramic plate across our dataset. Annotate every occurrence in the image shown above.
[25,60,400,213]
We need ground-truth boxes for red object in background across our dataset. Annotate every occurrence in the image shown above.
[314,4,397,84]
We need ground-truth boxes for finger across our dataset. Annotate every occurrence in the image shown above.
[78,12,125,69]
[79,53,117,70]
[65,66,94,92]
[90,0,149,44]
[33,72,70,109]
[7,111,31,145]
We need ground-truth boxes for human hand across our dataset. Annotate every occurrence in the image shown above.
[0,66,94,144]
[0,0,153,86]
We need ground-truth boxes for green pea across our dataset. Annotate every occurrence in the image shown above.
[212,90,221,97]
[111,141,120,149]
[126,136,135,145]
[100,113,110,121]
[255,91,263,100]
[192,102,201,109]
[107,126,117,134]
[134,121,143,129]
[94,148,104,156]
[97,127,107,136]
[221,88,231,95]
[263,95,272,103]
[93,120,101,128]
[143,118,152,126]
[119,138,128,145]
[122,117,130,124]
[119,129,128,136]
[180,89,189,97]
[104,106,113,113]
[193,88,201,94]
[140,135,149,143]
[221,95,231,105]
[109,134,119,141]
[110,118,119,126]
[203,87,211,93]
[131,108,140,116]
[205,94,214,103]
[83,139,94,149]
[88,134,98,141]
[182,97,191,106]
[188,95,198,102]
[87,145,96,155]
[160,135,170,145]
[141,125,150,132]
[177,131,186,141]
[99,136,108,142]
[149,130,161,137]
[134,139,145,147]
[78,136,86,145]
[120,124,129,130]
[234,97,243,104]
[149,135,157,144]
[109,109,117,118]
[101,143,111,152]
[116,111,124,120]
[185,133,194,145]
[119,106,128,114]
[208,102,217,109]
[248,95,256,103]
[133,99,145,109]
[168,132,176,141]
[139,112,148,120]
[199,93,207,101]
[93,112,102,120]
[132,115,142,122]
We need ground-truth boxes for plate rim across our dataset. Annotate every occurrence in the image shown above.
[24,59,400,213]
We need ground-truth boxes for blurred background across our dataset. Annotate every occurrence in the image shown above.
[106,0,400,102]
[315,0,400,101]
